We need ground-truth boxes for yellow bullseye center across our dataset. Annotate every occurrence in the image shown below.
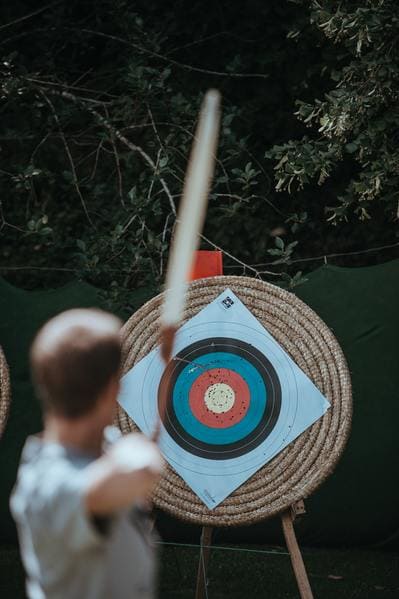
[204,383,235,413]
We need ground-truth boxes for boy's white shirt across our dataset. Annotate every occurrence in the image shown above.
[11,426,157,599]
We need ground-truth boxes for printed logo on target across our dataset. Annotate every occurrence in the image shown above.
[221,296,234,310]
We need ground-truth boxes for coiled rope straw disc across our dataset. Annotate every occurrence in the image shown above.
[0,346,11,439]
[117,276,352,527]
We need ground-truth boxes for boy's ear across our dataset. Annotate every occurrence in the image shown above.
[109,375,121,397]
[99,376,120,405]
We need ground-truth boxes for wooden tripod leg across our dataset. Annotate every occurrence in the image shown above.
[195,526,213,599]
[281,507,314,599]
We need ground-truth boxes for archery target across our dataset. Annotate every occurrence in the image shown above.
[159,338,281,459]
[119,288,330,509]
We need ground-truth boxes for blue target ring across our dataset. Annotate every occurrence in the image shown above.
[158,338,282,459]
[172,352,267,444]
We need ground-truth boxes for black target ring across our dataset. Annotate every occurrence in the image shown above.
[158,337,282,459]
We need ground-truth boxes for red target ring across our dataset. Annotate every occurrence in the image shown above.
[189,368,250,428]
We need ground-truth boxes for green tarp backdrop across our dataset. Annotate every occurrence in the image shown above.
[0,260,398,548]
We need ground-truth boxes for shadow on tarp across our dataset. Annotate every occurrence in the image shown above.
[1,259,398,548]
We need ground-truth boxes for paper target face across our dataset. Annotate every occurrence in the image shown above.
[119,289,330,509]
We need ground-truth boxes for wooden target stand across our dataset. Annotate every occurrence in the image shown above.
[119,253,352,599]
[194,500,313,599]
[189,252,313,599]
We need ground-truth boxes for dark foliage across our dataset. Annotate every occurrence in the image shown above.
[0,0,397,312]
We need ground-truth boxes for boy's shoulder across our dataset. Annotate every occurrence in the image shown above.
[20,435,92,474]
[11,436,89,515]
[13,426,121,508]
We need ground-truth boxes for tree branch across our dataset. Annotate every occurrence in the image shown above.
[39,91,95,227]
[74,28,270,80]
[0,1,62,32]
[37,86,177,216]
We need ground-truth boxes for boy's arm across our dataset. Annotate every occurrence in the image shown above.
[84,462,159,515]
[11,434,162,554]
[85,433,163,516]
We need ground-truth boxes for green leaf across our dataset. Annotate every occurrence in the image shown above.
[345,143,358,154]
[275,236,285,250]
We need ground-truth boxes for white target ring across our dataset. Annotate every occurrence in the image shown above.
[204,383,235,413]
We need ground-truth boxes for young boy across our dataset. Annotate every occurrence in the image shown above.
[11,308,163,599]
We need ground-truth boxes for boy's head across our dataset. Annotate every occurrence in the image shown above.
[31,309,122,420]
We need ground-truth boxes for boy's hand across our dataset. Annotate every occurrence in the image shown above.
[84,434,164,516]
